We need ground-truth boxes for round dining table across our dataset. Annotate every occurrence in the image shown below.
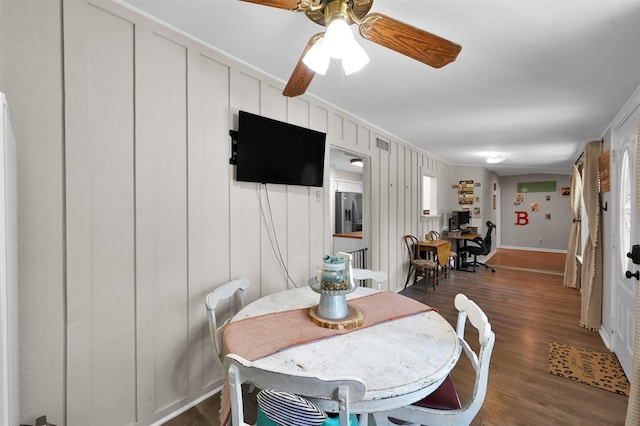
[224,285,461,420]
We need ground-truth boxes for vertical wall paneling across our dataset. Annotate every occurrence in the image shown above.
[187,50,232,392]
[329,113,344,142]
[262,84,287,119]
[357,126,372,261]
[397,145,408,288]
[311,105,329,133]
[288,97,311,127]
[229,70,262,302]
[370,142,381,270]
[378,140,390,278]
[65,2,137,424]
[387,142,399,291]
[404,148,412,236]
[135,26,190,417]
[311,105,330,267]
[86,6,137,423]
[344,120,357,147]
[411,152,419,236]
[287,184,313,285]
[259,182,291,294]
[63,2,92,424]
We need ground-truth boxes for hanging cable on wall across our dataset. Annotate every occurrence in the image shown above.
[256,184,299,288]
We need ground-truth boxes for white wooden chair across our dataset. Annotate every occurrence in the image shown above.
[205,277,250,372]
[226,354,366,426]
[351,268,387,290]
[373,293,495,426]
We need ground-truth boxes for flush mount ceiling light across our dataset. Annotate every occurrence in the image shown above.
[302,1,369,75]
[351,158,364,167]
[486,156,506,164]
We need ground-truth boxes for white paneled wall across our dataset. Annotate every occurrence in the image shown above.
[4,0,453,424]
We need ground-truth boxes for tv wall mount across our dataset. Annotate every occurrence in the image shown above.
[229,129,238,165]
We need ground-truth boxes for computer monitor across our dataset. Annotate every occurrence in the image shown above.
[449,211,470,230]
[455,210,470,226]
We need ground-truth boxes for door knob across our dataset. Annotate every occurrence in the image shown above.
[626,270,640,280]
[627,244,640,265]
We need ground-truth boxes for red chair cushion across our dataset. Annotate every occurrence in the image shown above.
[413,374,461,410]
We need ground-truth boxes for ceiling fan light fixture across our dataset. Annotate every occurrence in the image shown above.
[302,37,330,75]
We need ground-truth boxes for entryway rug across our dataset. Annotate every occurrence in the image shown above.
[548,341,630,396]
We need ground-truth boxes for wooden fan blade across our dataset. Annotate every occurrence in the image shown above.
[359,13,461,68]
[240,0,304,11]
[283,34,322,97]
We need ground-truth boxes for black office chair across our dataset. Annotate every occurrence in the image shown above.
[459,221,496,272]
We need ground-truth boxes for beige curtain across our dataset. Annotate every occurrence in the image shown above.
[625,117,640,425]
[563,165,582,288]
[579,140,602,330]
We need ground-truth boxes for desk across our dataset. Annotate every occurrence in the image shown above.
[224,287,460,416]
[445,232,480,270]
[418,240,452,280]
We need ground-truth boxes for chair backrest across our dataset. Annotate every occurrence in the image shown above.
[429,230,441,240]
[351,268,387,290]
[479,221,496,254]
[205,277,250,371]
[403,235,420,261]
[452,293,495,422]
[373,293,495,426]
[226,354,366,426]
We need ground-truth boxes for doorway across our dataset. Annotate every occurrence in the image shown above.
[328,148,367,261]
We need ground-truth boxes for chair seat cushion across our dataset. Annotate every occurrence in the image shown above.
[257,389,327,426]
[322,413,359,425]
[411,259,436,268]
[412,374,461,410]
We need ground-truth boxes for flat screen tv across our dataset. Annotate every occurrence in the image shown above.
[234,111,326,187]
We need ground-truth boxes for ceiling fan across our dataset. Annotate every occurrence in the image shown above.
[241,0,462,97]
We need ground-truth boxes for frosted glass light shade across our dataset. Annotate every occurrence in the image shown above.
[303,38,330,75]
[324,19,353,59]
[342,40,370,75]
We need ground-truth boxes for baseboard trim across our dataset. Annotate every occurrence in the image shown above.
[149,385,222,426]
[499,245,568,254]
[600,327,612,351]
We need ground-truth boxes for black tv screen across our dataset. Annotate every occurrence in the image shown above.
[235,111,326,187]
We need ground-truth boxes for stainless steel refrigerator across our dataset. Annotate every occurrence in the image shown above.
[335,191,362,233]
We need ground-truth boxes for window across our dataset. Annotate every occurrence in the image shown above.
[619,148,632,272]
[422,175,438,215]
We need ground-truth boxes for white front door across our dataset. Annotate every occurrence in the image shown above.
[612,107,639,378]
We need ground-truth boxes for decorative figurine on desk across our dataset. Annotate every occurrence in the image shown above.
[309,252,362,329]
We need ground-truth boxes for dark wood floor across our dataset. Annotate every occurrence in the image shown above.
[166,249,628,425]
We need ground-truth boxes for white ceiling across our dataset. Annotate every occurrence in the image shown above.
[123,0,640,176]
